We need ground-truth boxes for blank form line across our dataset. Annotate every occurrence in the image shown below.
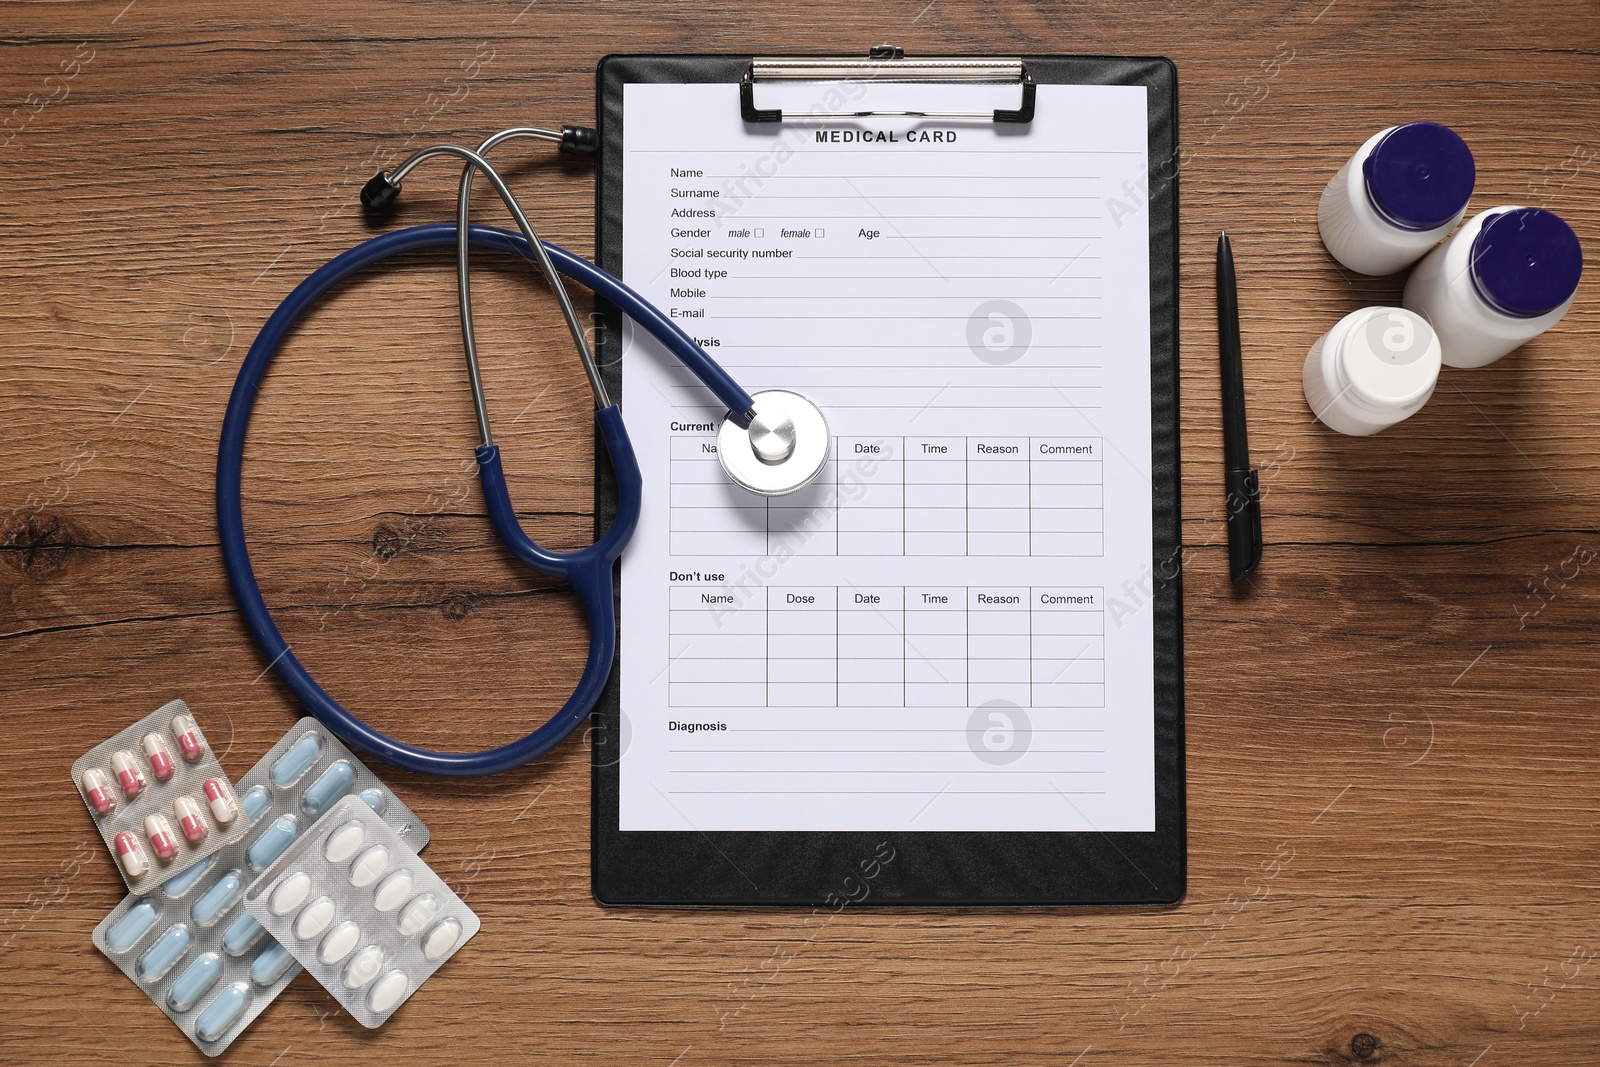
[768,232,1104,237]
[708,314,1101,320]
[712,194,1106,201]
[710,347,1100,350]
[726,214,1100,220]
[682,356,1099,364]
[750,404,1105,410]
[704,294,1101,300]
[702,279,1101,284]
[700,174,1100,181]
[671,790,1109,795]
[668,769,1108,774]
[762,255,1103,259]
[662,379,1100,388]
[717,344,1102,349]
[731,727,1107,732]
[662,368,1098,377]
[669,749,1108,754]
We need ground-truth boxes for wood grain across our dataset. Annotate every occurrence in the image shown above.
[2,0,1598,1063]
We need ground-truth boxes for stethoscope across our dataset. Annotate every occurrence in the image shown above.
[217,125,830,778]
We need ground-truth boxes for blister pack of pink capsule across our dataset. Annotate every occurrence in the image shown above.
[72,699,247,895]
[92,718,431,1055]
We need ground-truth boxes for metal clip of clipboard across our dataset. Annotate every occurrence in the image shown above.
[740,45,1036,125]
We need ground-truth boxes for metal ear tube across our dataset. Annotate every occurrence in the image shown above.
[219,127,831,779]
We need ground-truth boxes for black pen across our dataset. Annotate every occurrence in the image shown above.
[1216,233,1263,582]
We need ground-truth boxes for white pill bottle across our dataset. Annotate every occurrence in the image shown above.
[1318,122,1476,276]
[1304,307,1442,436]
[1403,205,1584,368]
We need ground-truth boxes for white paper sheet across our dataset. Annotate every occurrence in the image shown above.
[617,80,1154,832]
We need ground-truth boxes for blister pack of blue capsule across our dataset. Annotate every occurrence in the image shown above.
[91,718,429,1055]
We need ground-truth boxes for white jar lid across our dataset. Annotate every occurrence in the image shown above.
[1339,308,1441,409]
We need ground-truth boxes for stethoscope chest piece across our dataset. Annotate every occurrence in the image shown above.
[221,123,838,777]
[717,389,831,496]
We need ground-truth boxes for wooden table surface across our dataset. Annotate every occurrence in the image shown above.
[4,1,1598,1063]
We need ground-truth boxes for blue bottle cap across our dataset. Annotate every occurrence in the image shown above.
[1361,122,1475,231]
[1470,208,1583,318]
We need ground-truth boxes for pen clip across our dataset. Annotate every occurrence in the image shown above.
[1225,468,1262,582]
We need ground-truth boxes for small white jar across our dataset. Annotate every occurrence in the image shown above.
[1318,122,1475,276]
[1403,205,1584,368]
[1304,307,1442,436]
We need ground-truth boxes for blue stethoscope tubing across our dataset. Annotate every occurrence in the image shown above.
[218,221,739,777]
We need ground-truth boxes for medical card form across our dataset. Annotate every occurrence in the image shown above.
[617,81,1155,834]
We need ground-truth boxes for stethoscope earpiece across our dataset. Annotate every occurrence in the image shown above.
[219,127,831,778]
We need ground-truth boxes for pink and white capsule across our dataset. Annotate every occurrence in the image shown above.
[170,714,204,762]
[142,732,175,780]
[81,767,116,815]
[115,832,149,878]
[174,796,208,844]
[144,813,178,862]
[110,750,145,799]
[202,779,238,825]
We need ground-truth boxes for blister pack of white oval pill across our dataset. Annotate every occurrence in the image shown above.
[72,699,248,895]
[244,794,478,1029]
[92,718,431,1055]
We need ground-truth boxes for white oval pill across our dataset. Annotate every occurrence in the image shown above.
[421,917,463,961]
[268,872,312,916]
[396,893,440,937]
[318,921,361,965]
[348,845,389,888]
[343,944,385,990]
[323,821,366,864]
[367,969,408,1014]
[294,897,336,940]
[372,870,413,913]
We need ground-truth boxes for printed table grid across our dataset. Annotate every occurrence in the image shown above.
[667,585,1104,709]
[669,435,1104,557]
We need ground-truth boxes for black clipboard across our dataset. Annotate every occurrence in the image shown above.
[590,50,1183,906]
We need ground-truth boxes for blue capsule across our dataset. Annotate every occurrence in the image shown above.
[106,900,158,954]
[247,815,298,870]
[194,983,249,1042]
[160,854,215,899]
[360,787,387,814]
[222,912,265,957]
[191,870,244,928]
[270,734,323,787]
[168,952,222,1012]
[249,940,296,986]
[300,760,354,817]
[240,785,271,824]
[136,924,192,982]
